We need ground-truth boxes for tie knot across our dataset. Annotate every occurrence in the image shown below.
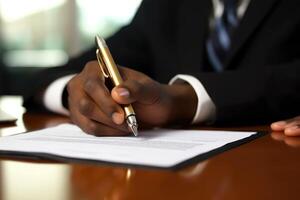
[222,0,239,27]
[222,0,238,7]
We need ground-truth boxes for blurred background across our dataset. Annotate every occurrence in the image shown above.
[0,0,142,117]
[0,0,142,68]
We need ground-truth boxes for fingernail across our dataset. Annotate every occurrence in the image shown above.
[116,88,130,97]
[112,112,123,125]
[273,121,286,126]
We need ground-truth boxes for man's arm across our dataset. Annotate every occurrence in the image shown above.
[271,116,300,137]
[192,61,300,125]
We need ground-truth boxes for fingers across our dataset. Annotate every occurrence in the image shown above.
[271,116,300,137]
[67,61,130,136]
[82,62,125,125]
[111,67,161,105]
[71,107,128,136]
[68,89,129,136]
[284,125,300,136]
[83,78,125,125]
[270,121,286,131]
[78,97,128,131]
[111,79,161,105]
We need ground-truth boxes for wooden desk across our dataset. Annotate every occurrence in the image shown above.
[0,112,299,200]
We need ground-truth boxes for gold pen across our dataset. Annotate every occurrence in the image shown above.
[95,35,138,136]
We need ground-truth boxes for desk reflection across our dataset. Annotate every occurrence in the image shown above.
[70,162,210,200]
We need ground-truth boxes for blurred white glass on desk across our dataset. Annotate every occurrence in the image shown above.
[0,96,25,137]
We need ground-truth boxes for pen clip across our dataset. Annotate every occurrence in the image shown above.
[96,49,110,78]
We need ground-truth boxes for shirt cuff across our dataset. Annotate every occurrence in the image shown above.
[169,74,216,124]
[43,74,75,115]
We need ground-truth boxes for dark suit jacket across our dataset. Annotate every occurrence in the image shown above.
[26,0,300,125]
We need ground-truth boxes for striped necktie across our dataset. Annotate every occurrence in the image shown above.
[206,0,239,72]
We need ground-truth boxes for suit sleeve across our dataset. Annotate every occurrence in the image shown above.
[193,61,300,125]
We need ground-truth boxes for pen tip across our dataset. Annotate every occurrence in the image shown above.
[130,125,138,137]
[127,115,138,137]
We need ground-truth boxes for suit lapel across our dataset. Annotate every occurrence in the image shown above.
[176,0,212,74]
[224,0,280,69]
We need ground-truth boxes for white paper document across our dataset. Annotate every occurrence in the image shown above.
[0,124,257,168]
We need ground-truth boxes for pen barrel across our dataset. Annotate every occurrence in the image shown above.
[99,45,136,117]
[101,47,123,86]
[124,105,136,116]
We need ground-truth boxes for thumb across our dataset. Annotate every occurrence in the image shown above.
[111,79,161,105]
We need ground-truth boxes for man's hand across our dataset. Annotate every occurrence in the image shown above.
[271,116,300,136]
[67,61,198,136]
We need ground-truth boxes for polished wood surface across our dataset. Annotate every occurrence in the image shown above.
[0,111,299,200]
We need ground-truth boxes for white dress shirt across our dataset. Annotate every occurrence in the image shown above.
[43,0,250,123]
